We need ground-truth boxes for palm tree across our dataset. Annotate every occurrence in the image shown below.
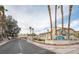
[31,28,34,39]
[61,5,64,35]
[55,5,57,35]
[0,5,7,40]
[68,5,73,40]
[32,28,34,34]
[29,27,32,35]
[48,5,53,40]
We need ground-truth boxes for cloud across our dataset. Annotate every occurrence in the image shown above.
[70,19,79,31]
[5,5,51,34]
[4,5,79,34]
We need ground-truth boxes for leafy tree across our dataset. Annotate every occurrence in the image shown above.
[5,15,21,38]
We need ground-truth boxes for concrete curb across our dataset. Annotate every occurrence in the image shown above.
[33,40,79,46]
[0,39,15,47]
[27,40,79,54]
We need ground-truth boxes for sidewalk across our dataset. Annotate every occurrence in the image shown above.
[27,39,79,54]
[0,38,9,46]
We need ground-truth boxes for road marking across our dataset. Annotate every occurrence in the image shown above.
[18,53,22,54]
[36,50,46,53]
[18,41,23,53]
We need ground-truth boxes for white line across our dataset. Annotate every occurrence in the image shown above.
[18,53,22,54]
[18,41,23,53]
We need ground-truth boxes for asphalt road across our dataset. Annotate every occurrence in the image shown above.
[0,39,56,54]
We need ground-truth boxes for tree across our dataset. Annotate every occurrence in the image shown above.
[0,5,7,40]
[48,5,53,40]
[29,26,32,35]
[61,5,64,35]
[68,5,73,40]
[5,15,21,38]
[55,5,57,35]
[32,28,34,34]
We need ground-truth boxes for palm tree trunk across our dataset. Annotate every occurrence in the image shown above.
[61,5,64,35]
[68,5,73,40]
[48,5,53,40]
[2,10,5,38]
[29,27,32,39]
[0,6,5,40]
[55,5,57,35]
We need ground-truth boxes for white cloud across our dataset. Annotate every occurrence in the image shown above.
[70,19,79,31]
[57,19,79,31]
[5,5,51,34]
[4,5,74,34]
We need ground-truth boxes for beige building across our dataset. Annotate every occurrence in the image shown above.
[18,34,28,39]
[38,27,76,40]
[75,31,79,38]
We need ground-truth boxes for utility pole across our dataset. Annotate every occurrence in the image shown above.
[48,5,53,40]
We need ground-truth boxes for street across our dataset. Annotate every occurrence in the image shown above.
[0,39,56,54]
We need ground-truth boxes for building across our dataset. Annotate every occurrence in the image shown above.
[75,31,79,38]
[39,32,50,40]
[18,34,28,39]
[38,27,76,40]
[57,28,75,36]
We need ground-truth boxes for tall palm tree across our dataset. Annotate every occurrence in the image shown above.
[68,5,73,40]
[55,5,57,35]
[48,5,53,40]
[32,28,34,34]
[0,5,6,40]
[0,5,8,37]
[61,5,64,35]
[31,28,34,39]
[29,27,32,35]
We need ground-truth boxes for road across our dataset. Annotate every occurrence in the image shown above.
[0,39,56,54]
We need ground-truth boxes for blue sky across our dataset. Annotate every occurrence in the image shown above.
[4,5,79,34]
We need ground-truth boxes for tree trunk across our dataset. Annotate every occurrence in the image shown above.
[48,5,53,40]
[68,5,73,40]
[61,5,64,35]
[55,5,57,35]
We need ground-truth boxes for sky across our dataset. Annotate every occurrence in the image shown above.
[4,5,79,34]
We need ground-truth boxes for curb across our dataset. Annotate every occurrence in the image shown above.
[33,40,79,46]
[0,39,16,47]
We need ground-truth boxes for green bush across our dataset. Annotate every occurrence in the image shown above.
[38,39,45,41]
[33,38,38,40]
